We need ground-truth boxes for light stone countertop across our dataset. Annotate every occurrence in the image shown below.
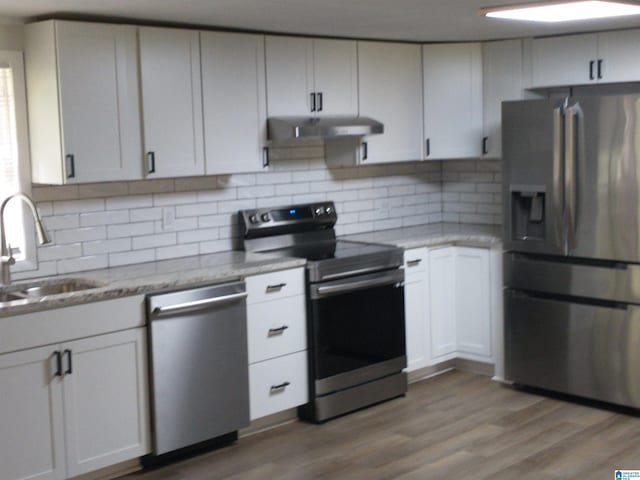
[0,250,305,318]
[342,222,502,249]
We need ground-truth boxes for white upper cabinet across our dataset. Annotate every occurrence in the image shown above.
[482,39,524,159]
[530,29,640,88]
[201,32,268,174]
[139,27,205,178]
[25,20,142,184]
[423,43,483,160]
[265,36,358,117]
[357,41,424,163]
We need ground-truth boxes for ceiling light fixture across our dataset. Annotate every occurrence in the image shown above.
[480,0,640,22]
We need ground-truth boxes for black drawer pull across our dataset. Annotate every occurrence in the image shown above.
[266,283,286,293]
[270,381,290,393]
[268,325,289,336]
[53,351,62,377]
[406,259,422,267]
[64,349,72,375]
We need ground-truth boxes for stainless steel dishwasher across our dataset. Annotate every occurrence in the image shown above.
[145,280,249,458]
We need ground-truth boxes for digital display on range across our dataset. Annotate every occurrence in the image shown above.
[271,206,313,221]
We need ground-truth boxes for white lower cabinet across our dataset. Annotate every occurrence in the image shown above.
[246,268,308,420]
[0,328,149,480]
[403,245,499,373]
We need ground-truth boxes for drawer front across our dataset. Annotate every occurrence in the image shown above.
[248,295,306,363]
[249,351,308,420]
[246,268,305,305]
[403,248,427,274]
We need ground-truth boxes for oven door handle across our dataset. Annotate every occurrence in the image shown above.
[311,269,404,299]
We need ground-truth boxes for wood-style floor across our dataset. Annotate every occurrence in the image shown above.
[125,371,640,480]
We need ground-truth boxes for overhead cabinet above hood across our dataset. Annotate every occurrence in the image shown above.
[267,116,384,142]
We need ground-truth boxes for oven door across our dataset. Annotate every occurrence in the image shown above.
[308,268,406,396]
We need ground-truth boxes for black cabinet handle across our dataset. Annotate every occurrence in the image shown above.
[266,283,286,293]
[147,151,156,174]
[65,154,75,179]
[64,349,72,375]
[482,136,489,155]
[268,325,289,336]
[426,138,431,157]
[317,92,323,112]
[362,141,368,161]
[53,351,62,377]
[270,381,290,393]
[589,60,595,80]
[310,92,316,112]
[406,259,422,267]
[262,147,270,168]
[597,59,603,79]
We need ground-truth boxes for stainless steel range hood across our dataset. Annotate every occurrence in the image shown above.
[267,116,383,142]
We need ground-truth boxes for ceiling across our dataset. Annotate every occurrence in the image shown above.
[1,0,640,42]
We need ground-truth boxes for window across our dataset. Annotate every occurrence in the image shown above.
[0,51,34,268]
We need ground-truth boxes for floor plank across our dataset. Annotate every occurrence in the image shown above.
[124,371,640,480]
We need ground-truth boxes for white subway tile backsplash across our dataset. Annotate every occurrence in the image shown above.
[107,222,155,239]
[55,226,107,244]
[24,147,503,279]
[79,210,129,227]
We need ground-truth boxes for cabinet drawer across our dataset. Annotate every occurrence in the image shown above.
[249,351,308,420]
[403,248,427,273]
[248,295,306,363]
[246,268,304,304]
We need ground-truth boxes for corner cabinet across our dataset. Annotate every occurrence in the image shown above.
[25,20,142,184]
[356,41,424,164]
[138,27,205,178]
[201,32,268,174]
[265,36,358,117]
[530,29,640,88]
[422,43,483,160]
[403,245,501,373]
[0,297,150,480]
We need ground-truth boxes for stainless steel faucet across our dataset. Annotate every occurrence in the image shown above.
[0,193,51,286]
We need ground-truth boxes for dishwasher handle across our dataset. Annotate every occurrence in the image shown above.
[151,291,248,318]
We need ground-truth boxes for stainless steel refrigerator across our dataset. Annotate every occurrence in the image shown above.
[503,94,640,409]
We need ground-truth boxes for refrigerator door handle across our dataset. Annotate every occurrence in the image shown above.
[552,107,564,252]
[564,104,579,250]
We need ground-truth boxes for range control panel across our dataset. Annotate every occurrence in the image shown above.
[239,202,337,238]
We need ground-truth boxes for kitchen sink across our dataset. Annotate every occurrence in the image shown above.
[1,278,105,301]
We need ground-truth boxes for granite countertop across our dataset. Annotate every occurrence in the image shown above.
[0,251,305,318]
[342,223,502,249]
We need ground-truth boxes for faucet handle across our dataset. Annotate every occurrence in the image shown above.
[5,243,15,265]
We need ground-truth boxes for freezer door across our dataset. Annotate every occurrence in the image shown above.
[505,289,640,409]
[567,95,640,262]
[502,99,566,255]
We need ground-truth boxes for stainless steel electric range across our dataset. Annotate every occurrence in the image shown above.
[239,201,407,423]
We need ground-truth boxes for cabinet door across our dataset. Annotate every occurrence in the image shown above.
[265,36,314,116]
[455,247,491,359]
[531,34,597,88]
[0,346,65,480]
[56,22,142,182]
[428,247,456,360]
[313,38,358,117]
[597,29,640,83]
[423,43,483,160]
[139,27,204,177]
[403,248,429,372]
[201,32,267,174]
[482,39,524,159]
[62,329,149,477]
[358,41,424,164]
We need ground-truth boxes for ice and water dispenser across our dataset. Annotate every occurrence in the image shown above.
[510,187,546,241]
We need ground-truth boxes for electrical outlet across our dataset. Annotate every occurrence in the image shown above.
[162,207,175,230]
